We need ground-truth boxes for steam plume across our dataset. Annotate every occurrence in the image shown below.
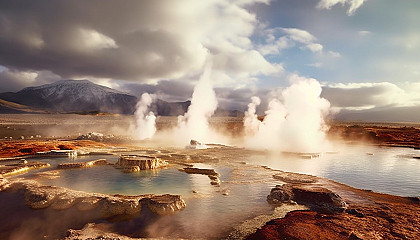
[134,93,156,140]
[176,63,218,143]
[244,75,331,153]
[244,96,261,136]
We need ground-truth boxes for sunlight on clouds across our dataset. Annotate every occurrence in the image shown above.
[317,0,367,16]
[306,43,323,53]
[282,28,317,44]
[322,82,420,110]
[79,29,118,49]
[258,27,326,55]
[0,68,60,92]
[358,30,371,36]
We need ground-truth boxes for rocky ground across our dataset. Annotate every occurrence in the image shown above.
[1,115,420,239]
[247,169,420,239]
[328,122,420,149]
[0,174,186,239]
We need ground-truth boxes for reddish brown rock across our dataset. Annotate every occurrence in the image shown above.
[267,184,347,213]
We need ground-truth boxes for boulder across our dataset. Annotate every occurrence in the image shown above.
[267,185,293,204]
[267,184,347,213]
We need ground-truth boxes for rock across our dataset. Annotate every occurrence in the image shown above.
[180,167,218,176]
[209,175,221,186]
[51,192,79,210]
[24,186,57,209]
[272,172,317,184]
[57,159,110,169]
[122,166,140,173]
[406,196,420,203]
[180,167,221,186]
[246,211,350,240]
[99,196,142,218]
[64,223,140,240]
[36,150,77,158]
[267,185,293,204]
[190,139,201,146]
[292,185,347,212]
[349,232,363,240]
[186,139,208,149]
[267,184,347,213]
[346,208,365,218]
[8,179,185,218]
[116,155,168,171]
[76,196,102,211]
[0,162,50,177]
[76,132,110,142]
[143,194,186,216]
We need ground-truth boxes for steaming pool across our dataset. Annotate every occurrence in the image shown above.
[10,144,420,238]
[24,144,420,198]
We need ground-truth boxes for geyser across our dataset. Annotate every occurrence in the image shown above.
[133,93,156,140]
[175,63,218,143]
[244,75,331,153]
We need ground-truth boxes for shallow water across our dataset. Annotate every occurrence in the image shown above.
[11,144,420,238]
[31,156,276,238]
[245,144,420,197]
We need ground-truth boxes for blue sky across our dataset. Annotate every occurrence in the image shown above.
[0,0,419,121]
[250,0,420,86]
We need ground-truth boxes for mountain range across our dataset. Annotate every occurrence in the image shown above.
[0,80,243,116]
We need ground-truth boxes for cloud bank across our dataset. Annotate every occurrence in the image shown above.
[0,0,279,89]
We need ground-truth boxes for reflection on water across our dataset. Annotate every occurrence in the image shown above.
[246,144,420,197]
[31,155,277,238]
[13,144,420,238]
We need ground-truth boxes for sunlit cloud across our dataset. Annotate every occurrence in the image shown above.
[317,0,368,16]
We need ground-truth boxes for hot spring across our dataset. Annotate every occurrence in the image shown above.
[12,144,420,238]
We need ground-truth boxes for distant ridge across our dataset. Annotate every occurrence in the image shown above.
[0,80,244,116]
[0,98,47,114]
[0,80,137,114]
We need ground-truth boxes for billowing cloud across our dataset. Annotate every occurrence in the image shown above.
[322,82,420,110]
[317,0,367,15]
[0,68,60,92]
[0,0,277,86]
[257,27,339,57]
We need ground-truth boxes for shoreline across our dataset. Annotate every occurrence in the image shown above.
[0,118,419,238]
[2,153,418,239]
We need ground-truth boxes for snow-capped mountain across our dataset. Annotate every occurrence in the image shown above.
[0,79,244,116]
[0,80,138,114]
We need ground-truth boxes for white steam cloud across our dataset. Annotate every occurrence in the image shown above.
[175,63,218,143]
[133,93,156,140]
[244,75,331,153]
[244,96,261,136]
